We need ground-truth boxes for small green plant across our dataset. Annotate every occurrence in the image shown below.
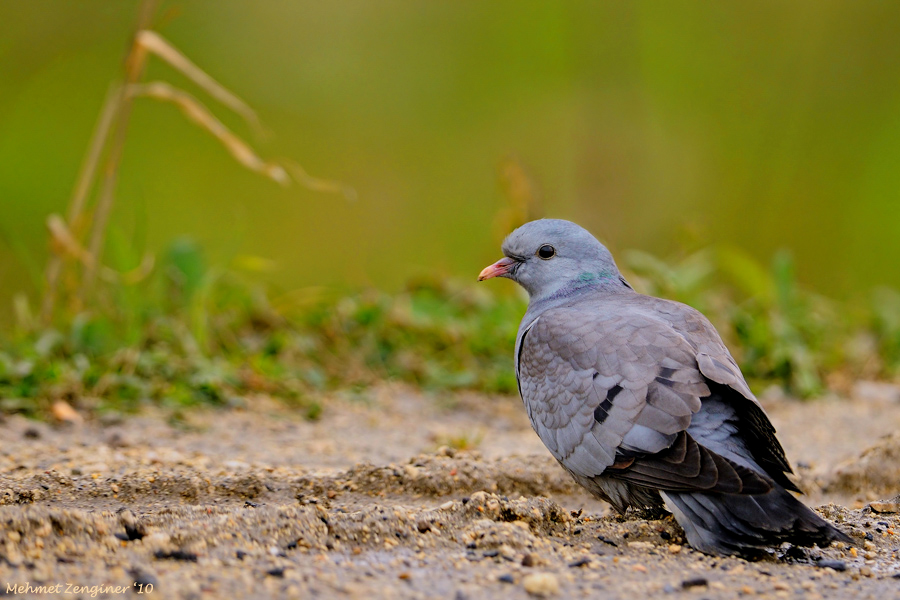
[869,287,900,376]
[4,233,900,420]
[433,430,484,452]
[723,252,840,397]
[1,240,526,419]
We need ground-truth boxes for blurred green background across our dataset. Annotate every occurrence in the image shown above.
[2,0,900,320]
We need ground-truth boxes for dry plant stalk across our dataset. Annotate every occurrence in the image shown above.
[284,161,358,202]
[128,81,289,184]
[135,30,264,135]
[76,0,160,307]
[41,84,121,322]
[41,1,356,324]
[493,156,541,245]
[47,215,155,284]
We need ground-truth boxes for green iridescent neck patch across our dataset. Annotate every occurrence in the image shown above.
[577,270,615,283]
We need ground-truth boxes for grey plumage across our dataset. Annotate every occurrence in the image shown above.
[479,218,850,557]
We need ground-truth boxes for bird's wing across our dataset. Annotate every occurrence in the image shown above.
[518,302,772,495]
[647,297,758,402]
[648,297,797,490]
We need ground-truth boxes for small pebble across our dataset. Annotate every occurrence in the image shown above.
[129,571,158,588]
[106,432,128,447]
[681,577,708,589]
[498,574,515,584]
[596,535,617,546]
[118,511,146,541]
[668,544,681,554]
[772,582,790,591]
[568,557,590,568]
[52,400,83,424]
[523,572,560,597]
[154,550,197,562]
[817,559,847,572]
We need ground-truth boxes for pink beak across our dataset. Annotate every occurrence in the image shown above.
[478,257,518,281]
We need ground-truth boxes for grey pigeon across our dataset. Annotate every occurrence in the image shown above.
[479,218,850,557]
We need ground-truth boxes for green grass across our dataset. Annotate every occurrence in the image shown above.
[2,238,899,420]
[1,239,526,419]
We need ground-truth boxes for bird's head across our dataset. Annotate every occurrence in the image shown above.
[478,219,626,301]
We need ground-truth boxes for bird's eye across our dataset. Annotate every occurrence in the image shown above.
[537,244,556,259]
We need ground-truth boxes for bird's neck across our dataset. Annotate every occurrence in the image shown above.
[522,270,633,325]
[538,269,628,302]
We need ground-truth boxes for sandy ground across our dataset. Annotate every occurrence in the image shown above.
[1,382,900,599]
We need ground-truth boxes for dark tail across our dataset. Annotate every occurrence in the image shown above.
[662,487,852,557]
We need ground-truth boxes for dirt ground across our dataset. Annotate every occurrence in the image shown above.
[1,382,900,599]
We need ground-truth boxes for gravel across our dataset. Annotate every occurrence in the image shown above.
[1,383,899,598]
